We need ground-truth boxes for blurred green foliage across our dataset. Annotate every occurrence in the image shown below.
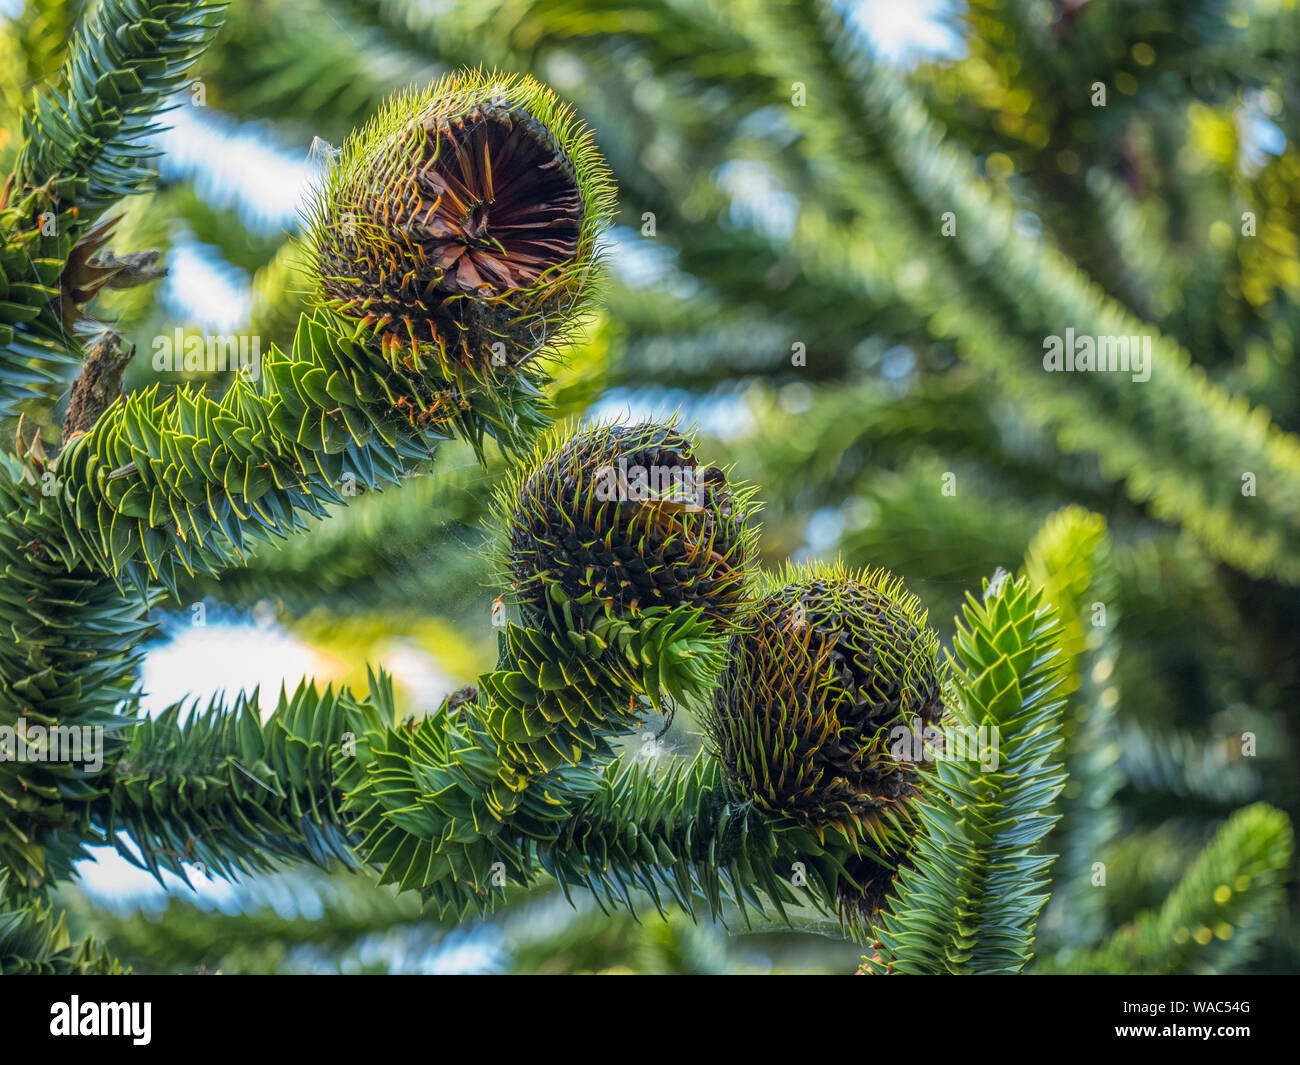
[3,0,1298,973]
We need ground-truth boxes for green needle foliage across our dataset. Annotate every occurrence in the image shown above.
[1026,507,1123,950]
[45,307,552,590]
[340,420,755,915]
[541,751,831,926]
[102,680,382,883]
[55,868,439,974]
[0,1,618,912]
[1,0,224,416]
[866,571,1069,974]
[176,452,493,617]
[0,176,84,416]
[1043,803,1294,975]
[0,0,1296,977]
[0,872,123,974]
[16,0,224,213]
[0,446,156,894]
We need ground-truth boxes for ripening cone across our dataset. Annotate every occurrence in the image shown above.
[494,421,758,625]
[309,70,615,372]
[706,563,946,920]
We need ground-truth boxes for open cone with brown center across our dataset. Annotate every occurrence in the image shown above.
[308,71,615,376]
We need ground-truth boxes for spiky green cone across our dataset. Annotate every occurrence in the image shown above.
[308,70,615,377]
[706,563,945,922]
[342,426,756,916]
[493,420,758,626]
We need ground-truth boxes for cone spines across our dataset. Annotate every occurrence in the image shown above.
[707,562,944,834]
[307,70,615,374]
[493,420,758,625]
[703,563,944,926]
[340,423,756,916]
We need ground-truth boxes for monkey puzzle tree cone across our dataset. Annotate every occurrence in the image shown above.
[307,70,615,375]
[705,563,946,920]
[492,421,758,625]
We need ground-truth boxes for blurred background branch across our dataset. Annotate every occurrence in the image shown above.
[3,0,1297,972]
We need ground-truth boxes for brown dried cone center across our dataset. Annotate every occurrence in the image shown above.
[319,102,583,355]
[505,424,752,622]
[413,105,582,293]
